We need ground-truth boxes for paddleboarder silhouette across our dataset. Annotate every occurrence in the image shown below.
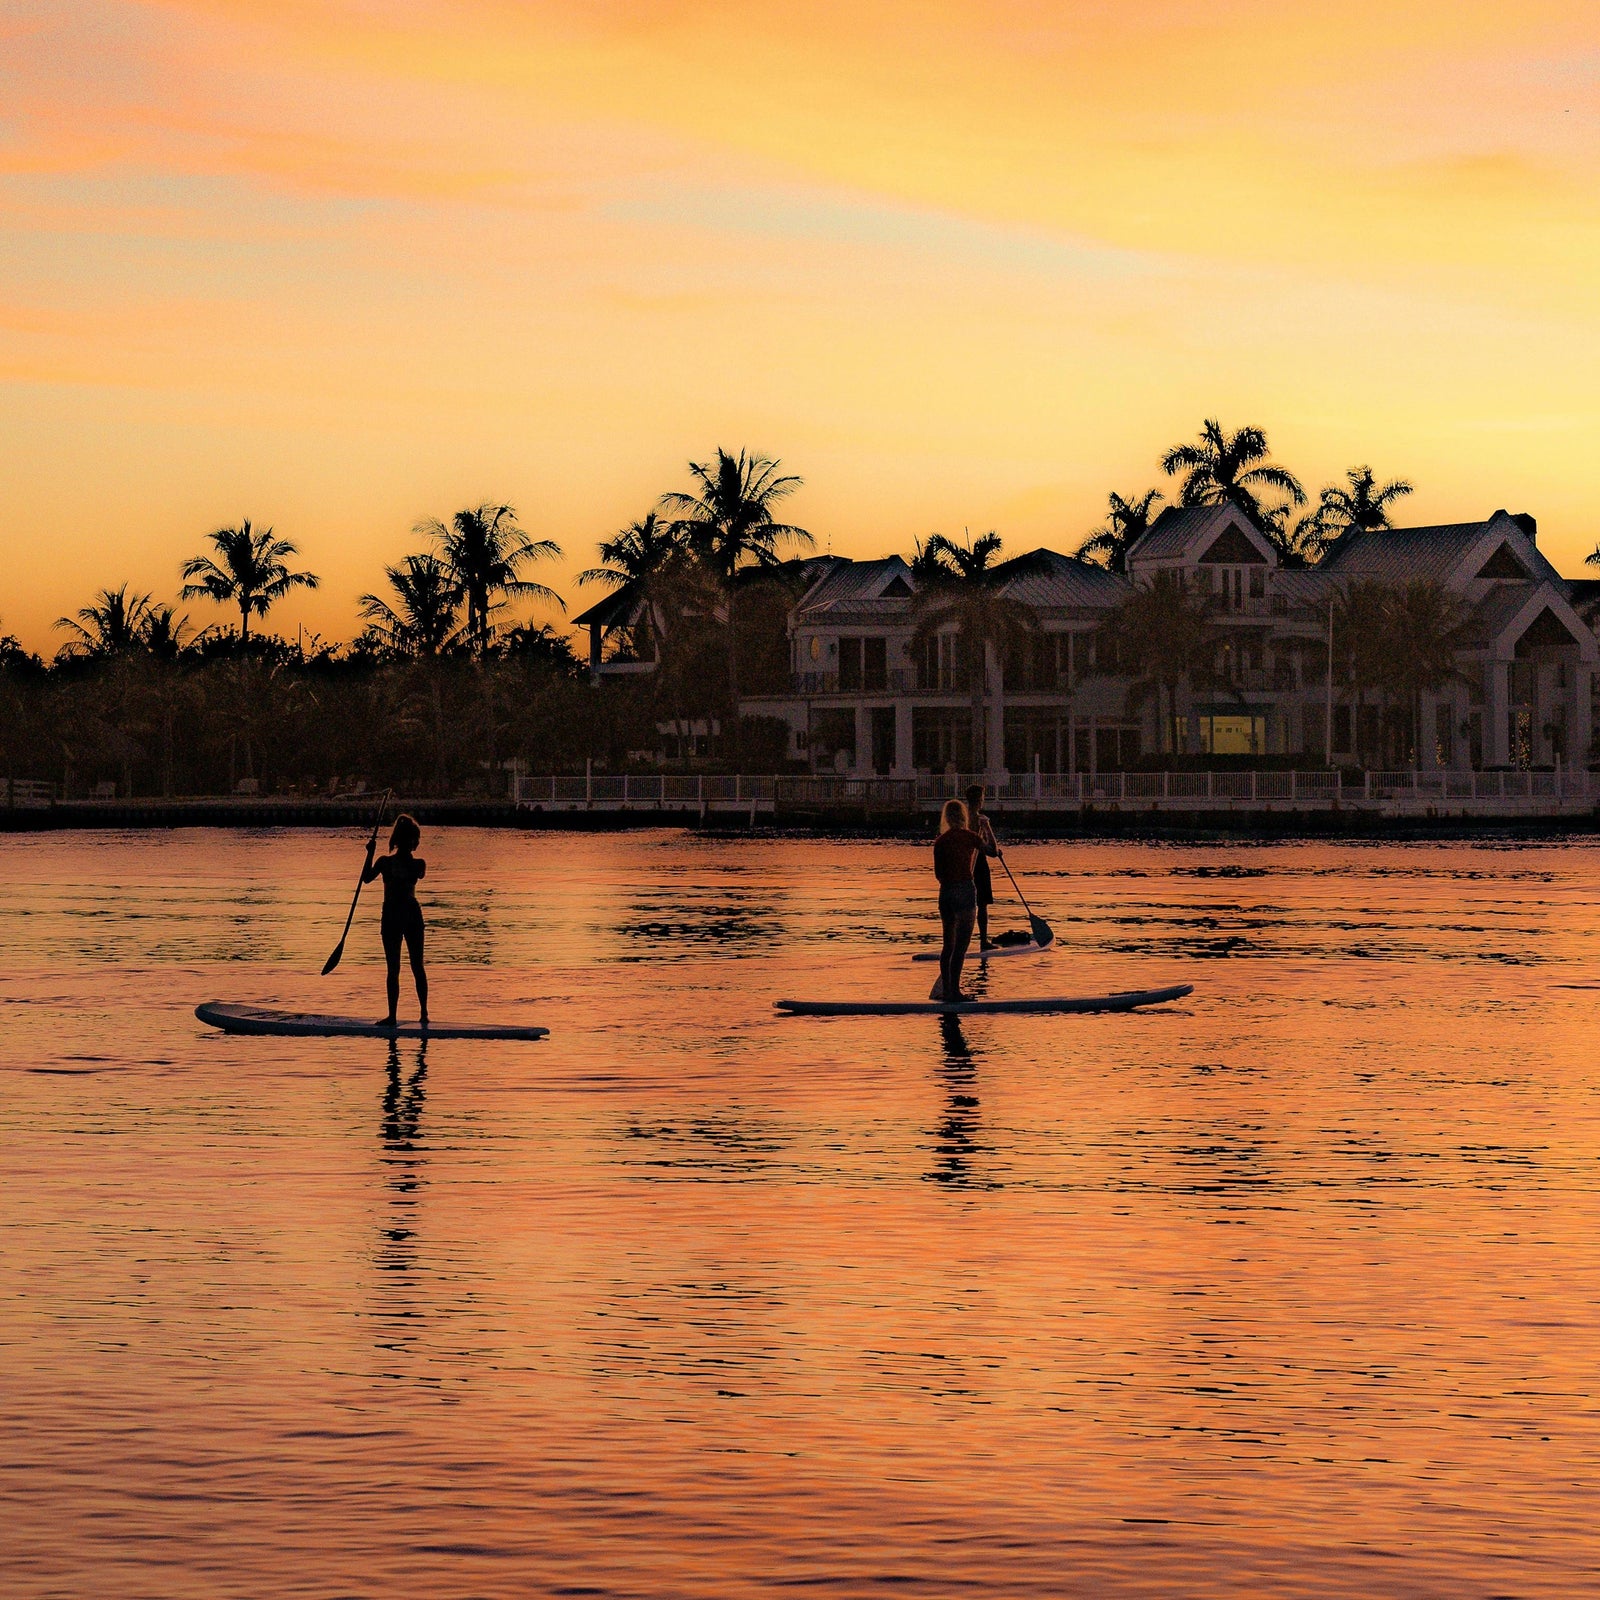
[364,814,429,1029]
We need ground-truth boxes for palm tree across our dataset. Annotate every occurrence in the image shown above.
[359,554,463,658]
[180,521,319,643]
[140,605,195,662]
[1103,571,1215,756]
[660,449,811,735]
[579,510,685,665]
[55,585,156,658]
[419,503,562,657]
[1382,580,1476,765]
[1307,466,1413,559]
[1161,419,1304,524]
[1331,579,1392,765]
[579,510,682,592]
[1255,502,1323,570]
[911,531,1038,774]
[1074,489,1165,572]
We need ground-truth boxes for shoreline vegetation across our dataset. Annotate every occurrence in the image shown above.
[3,424,1594,806]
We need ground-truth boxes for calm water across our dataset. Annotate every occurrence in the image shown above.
[2,828,1598,1598]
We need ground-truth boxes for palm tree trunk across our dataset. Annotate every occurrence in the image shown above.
[430,674,446,794]
[725,586,741,764]
[970,647,984,778]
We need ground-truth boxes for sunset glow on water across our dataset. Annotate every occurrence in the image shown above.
[3,829,1598,1596]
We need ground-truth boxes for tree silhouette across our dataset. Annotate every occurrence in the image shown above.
[419,504,562,658]
[1161,420,1304,524]
[660,449,810,740]
[1255,501,1323,570]
[579,511,682,592]
[180,521,318,643]
[1103,571,1215,755]
[1306,466,1413,559]
[55,585,156,659]
[359,554,463,658]
[911,531,1038,773]
[1382,580,1476,764]
[1074,489,1165,572]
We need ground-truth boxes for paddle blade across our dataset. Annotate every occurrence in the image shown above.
[1028,913,1054,949]
[321,940,346,976]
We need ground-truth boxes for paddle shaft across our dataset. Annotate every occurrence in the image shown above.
[321,788,391,975]
[995,848,1054,946]
[997,853,1036,918]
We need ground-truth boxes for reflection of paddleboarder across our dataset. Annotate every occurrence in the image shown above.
[364,814,429,1029]
[965,784,1000,950]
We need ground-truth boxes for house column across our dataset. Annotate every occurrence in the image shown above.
[853,704,872,778]
[1567,664,1591,772]
[894,701,915,777]
[985,641,1006,779]
[1488,660,1510,766]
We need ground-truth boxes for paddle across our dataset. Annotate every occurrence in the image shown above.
[996,851,1054,949]
[321,787,392,976]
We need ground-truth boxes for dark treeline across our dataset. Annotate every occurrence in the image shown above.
[1,421,1447,795]
[0,449,815,798]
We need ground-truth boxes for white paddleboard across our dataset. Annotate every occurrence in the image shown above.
[775,984,1192,1017]
[911,940,1048,962]
[196,1002,548,1040]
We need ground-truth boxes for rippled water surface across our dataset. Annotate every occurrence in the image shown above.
[3,828,1599,1597]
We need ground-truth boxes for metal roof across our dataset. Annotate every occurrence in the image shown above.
[992,548,1131,609]
[1321,514,1565,591]
[1125,503,1255,564]
[573,584,645,630]
[794,549,1130,620]
[793,556,915,616]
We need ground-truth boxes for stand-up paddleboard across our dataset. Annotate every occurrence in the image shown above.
[775,984,1192,1017]
[911,940,1047,962]
[196,1002,548,1041]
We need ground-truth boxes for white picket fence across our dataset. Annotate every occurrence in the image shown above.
[0,778,55,807]
[512,769,1595,813]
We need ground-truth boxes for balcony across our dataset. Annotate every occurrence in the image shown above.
[1211,666,1298,693]
[790,668,923,696]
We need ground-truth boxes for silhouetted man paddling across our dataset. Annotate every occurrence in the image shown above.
[364,814,429,1029]
[965,783,1000,950]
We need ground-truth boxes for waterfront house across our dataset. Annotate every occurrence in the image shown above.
[737,507,1597,776]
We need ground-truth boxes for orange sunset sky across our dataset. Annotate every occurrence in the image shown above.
[2,1,1597,652]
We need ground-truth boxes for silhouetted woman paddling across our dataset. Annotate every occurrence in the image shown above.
[931,797,996,1003]
[364,814,429,1029]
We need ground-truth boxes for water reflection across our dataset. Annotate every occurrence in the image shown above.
[925,1016,995,1189]
[375,1041,429,1354]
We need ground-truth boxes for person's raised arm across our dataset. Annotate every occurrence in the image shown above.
[361,840,382,884]
[977,815,1000,857]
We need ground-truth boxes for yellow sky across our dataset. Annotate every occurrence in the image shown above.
[2,0,1597,649]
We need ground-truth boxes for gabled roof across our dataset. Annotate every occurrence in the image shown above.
[793,556,917,617]
[1125,503,1275,566]
[993,548,1130,608]
[573,584,645,630]
[1320,511,1563,592]
[1470,580,1598,662]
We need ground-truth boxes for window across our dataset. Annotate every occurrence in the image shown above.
[863,636,887,691]
[1200,715,1266,755]
[1249,568,1265,600]
[839,636,862,692]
